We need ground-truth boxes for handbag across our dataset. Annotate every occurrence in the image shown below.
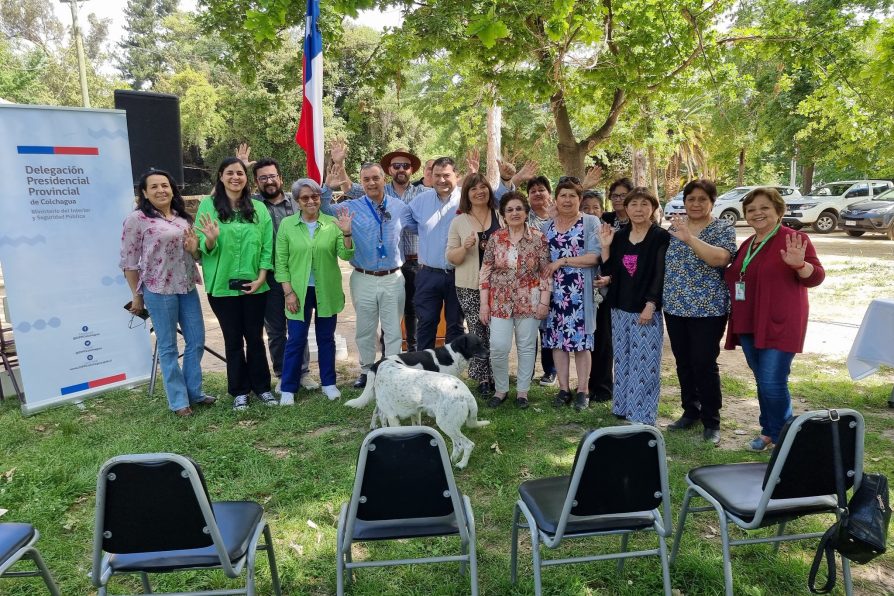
[808,412,891,594]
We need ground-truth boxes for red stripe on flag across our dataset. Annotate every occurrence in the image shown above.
[55,146,99,155]
[87,373,127,388]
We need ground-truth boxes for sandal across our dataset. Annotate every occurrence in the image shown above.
[487,394,507,408]
[516,396,529,409]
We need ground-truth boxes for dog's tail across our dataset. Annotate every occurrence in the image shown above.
[343,370,376,409]
[466,394,490,428]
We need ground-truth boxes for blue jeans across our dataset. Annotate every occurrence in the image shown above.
[738,334,795,443]
[281,287,337,392]
[143,288,205,411]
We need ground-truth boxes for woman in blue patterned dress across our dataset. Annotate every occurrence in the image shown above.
[598,187,670,425]
[663,180,736,445]
[542,179,601,412]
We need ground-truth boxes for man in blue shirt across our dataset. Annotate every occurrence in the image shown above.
[321,162,411,388]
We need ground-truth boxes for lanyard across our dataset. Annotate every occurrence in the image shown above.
[364,197,386,226]
[740,222,780,279]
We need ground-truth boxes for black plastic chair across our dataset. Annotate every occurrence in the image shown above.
[336,426,478,595]
[670,409,864,596]
[510,425,673,596]
[0,523,60,594]
[91,453,282,596]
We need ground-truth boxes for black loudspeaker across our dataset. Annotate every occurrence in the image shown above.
[114,90,184,186]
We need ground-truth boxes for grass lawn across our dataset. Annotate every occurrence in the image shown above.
[1,359,893,595]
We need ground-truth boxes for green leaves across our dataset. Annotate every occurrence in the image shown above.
[466,7,510,48]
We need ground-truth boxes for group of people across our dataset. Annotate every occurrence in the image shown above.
[120,143,824,451]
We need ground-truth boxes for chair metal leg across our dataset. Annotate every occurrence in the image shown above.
[263,525,282,596]
[336,507,346,596]
[459,538,468,577]
[530,527,543,596]
[842,554,853,596]
[464,497,479,596]
[617,533,629,573]
[246,557,256,596]
[670,488,694,564]
[510,504,521,584]
[717,510,734,596]
[27,548,62,596]
[658,534,672,596]
[771,521,787,554]
[140,571,152,593]
[148,337,160,396]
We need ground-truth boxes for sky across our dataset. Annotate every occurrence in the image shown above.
[52,1,402,46]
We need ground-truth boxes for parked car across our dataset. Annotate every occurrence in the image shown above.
[663,192,685,220]
[783,180,894,233]
[711,185,801,225]
[838,188,894,240]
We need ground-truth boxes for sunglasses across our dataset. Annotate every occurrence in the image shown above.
[390,163,413,171]
[504,206,526,213]
[377,204,392,221]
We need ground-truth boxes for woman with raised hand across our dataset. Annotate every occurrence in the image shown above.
[121,168,212,417]
[542,179,601,412]
[599,187,670,425]
[275,179,355,405]
[446,173,500,398]
[479,192,551,409]
[664,180,736,445]
[195,157,275,412]
[725,187,824,452]
[602,178,633,230]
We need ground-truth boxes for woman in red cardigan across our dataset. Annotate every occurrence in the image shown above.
[725,187,824,452]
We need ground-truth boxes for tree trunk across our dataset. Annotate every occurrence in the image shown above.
[665,153,681,200]
[486,103,502,189]
[801,162,815,195]
[737,147,745,186]
[648,146,659,197]
[551,88,626,177]
[631,146,647,187]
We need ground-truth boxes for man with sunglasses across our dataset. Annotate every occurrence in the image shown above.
[252,158,317,391]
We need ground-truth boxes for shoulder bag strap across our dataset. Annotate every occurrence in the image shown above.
[808,412,847,594]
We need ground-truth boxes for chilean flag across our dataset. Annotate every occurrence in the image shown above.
[295,0,324,183]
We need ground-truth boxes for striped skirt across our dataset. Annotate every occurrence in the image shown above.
[611,308,664,425]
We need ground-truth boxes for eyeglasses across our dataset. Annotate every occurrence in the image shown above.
[558,176,581,185]
[128,315,146,329]
[610,193,627,200]
[299,193,321,202]
[390,162,412,171]
[504,206,526,213]
[257,174,280,183]
[377,204,392,221]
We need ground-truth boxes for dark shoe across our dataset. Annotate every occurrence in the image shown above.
[353,374,367,389]
[516,396,529,409]
[539,372,557,386]
[191,394,217,406]
[703,428,721,445]
[487,394,507,408]
[667,416,698,431]
[174,407,193,417]
[552,389,572,408]
[588,391,612,403]
[573,392,589,412]
[477,382,494,397]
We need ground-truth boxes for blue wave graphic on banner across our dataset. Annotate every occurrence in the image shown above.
[15,317,62,333]
[0,235,47,247]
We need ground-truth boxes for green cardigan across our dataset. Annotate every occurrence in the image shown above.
[196,197,274,297]
[274,212,355,321]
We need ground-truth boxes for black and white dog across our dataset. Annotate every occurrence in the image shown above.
[344,333,489,428]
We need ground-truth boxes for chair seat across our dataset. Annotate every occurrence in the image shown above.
[689,463,838,525]
[519,476,655,537]
[108,502,262,572]
[0,523,35,564]
[353,513,460,541]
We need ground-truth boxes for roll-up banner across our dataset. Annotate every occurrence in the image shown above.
[0,104,152,414]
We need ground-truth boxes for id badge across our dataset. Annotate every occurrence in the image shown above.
[734,281,746,301]
[377,241,387,259]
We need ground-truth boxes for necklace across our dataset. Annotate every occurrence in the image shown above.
[469,208,490,232]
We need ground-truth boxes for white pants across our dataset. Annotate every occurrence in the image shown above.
[349,270,406,373]
[489,316,540,394]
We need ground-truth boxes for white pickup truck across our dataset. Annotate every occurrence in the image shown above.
[783,180,894,233]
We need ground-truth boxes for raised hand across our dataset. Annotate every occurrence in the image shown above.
[330,139,347,164]
[780,232,807,268]
[183,227,199,254]
[465,148,480,174]
[197,213,220,247]
[668,215,692,244]
[235,143,255,167]
[335,207,354,233]
[511,160,539,187]
[497,158,517,181]
[581,165,603,190]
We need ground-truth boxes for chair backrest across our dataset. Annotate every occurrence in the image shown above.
[94,454,215,554]
[344,426,467,543]
[567,426,668,518]
[763,409,864,500]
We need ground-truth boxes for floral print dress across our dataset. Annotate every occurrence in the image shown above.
[543,217,594,351]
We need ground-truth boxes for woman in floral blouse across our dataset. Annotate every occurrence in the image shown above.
[663,180,736,445]
[121,169,213,417]
[479,192,551,409]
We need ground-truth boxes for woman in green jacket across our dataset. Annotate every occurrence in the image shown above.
[275,178,355,404]
[196,157,275,411]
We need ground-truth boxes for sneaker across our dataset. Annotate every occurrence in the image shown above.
[232,394,249,411]
[322,385,341,400]
[257,391,278,407]
[573,392,589,412]
[301,375,320,390]
[516,395,529,409]
[539,372,557,386]
[668,416,698,431]
[746,436,774,452]
[279,391,295,406]
[552,389,572,408]
[477,381,494,397]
